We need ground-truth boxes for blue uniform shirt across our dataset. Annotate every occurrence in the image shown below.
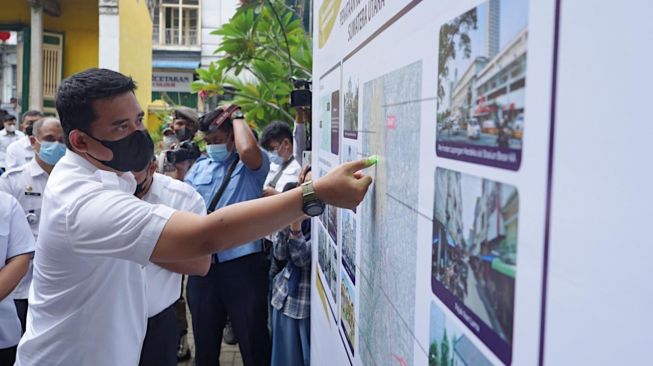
[185,150,270,262]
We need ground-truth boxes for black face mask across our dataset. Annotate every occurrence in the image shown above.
[175,127,192,142]
[87,129,155,172]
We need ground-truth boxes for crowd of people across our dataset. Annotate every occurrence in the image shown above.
[0,68,374,366]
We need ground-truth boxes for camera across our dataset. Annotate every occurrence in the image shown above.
[165,140,201,165]
[290,78,312,108]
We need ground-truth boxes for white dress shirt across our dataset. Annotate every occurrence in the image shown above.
[15,151,176,365]
[5,136,34,169]
[0,191,35,348]
[0,129,25,169]
[142,173,206,317]
[0,159,49,300]
[264,157,301,193]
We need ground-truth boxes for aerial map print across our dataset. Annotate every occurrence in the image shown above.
[358,60,422,366]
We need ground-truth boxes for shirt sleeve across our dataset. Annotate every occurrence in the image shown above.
[65,189,176,265]
[249,149,271,185]
[7,197,35,259]
[188,190,207,215]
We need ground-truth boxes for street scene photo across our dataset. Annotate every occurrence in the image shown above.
[431,167,518,363]
[436,0,529,170]
[341,209,357,284]
[429,302,492,366]
[340,270,356,355]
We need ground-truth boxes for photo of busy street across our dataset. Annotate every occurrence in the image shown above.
[432,168,518,344]
[435,0,529,170]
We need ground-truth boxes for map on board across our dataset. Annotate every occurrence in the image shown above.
[357,60,423,366]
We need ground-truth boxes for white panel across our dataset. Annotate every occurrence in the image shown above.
[544,0,653,364]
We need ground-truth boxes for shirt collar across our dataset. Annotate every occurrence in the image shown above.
[27,158,48,178]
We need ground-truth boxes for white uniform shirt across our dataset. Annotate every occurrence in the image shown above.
[0,129,25,169]
[15,151,176,366]
[264,157,301,192]
[0,159,49,299]
[142,173,206,317]
[0,192,35,348]
[5,136,34,169]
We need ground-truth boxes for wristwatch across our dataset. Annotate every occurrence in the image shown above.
[231,109,245,119]
[301,180,325,216]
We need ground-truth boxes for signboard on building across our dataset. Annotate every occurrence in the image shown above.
[152,72,193,92]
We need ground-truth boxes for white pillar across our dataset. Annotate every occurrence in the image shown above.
[29,3,43,110]
[98,0,120,71]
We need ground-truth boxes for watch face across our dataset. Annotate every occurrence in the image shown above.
[231,110,245,119]
[305,202,324,217]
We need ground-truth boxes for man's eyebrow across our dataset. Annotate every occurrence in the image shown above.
[111,112,144,126]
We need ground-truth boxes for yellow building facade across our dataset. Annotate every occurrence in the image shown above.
[0,0,153,126]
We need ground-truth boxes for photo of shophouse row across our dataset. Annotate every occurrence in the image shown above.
[436,0,529,170]
[432,167,518,347]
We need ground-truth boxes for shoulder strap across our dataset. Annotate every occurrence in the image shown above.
[267,156,294,188]
[207,156,240,214]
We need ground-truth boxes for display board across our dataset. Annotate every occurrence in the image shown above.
[310,0,652,365]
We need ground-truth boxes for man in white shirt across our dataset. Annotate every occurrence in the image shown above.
[0,114,25,173]
[4,111,44,169]
[0,117,65,334]
[133,158,210,366]
[15,68,373,365]
[0,192,34,365]
[261,121,303,196]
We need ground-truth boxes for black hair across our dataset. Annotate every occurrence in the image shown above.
[260,121,292,150]
[56,68,137,148]
[22,110,43,122]
[2,113,16,122]
[198,107,234,134]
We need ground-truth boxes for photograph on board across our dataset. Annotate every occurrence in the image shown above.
[341,209,357,284]
[343,75,359,139]
[328,205,339,243]
[327,241,339,306]
[429,302,493,366]
[340,270,356,355]
[436,0,529,170]
[431,167,518,364]
[318,224,328,275]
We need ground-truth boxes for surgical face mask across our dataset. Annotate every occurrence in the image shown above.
[162,135,178,150]
[5,124,16,133]
[86,129,155,172]
[37,140,66,166]
[206,143,230,162]
[267,150,285,165]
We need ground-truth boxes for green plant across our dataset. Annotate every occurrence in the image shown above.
[192,0,312,130]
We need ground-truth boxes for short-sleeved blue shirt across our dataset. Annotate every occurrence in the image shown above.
[185,150,270,259]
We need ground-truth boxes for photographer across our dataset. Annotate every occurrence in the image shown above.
[159,107,201,181]
[184,105,271,366]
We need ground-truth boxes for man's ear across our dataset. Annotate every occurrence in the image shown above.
[68,130,90,153]
[29,135,38,149]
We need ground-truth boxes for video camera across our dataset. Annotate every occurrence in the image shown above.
[165,140,201,165]
[290,78,312,108]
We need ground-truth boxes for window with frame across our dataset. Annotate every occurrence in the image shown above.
[152,0,200,47]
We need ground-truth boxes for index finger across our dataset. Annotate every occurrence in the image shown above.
[344,156,378,173]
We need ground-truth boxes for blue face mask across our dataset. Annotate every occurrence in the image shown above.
[38,140,66,166]
[206,143,230,162]
[267,150,285,165]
